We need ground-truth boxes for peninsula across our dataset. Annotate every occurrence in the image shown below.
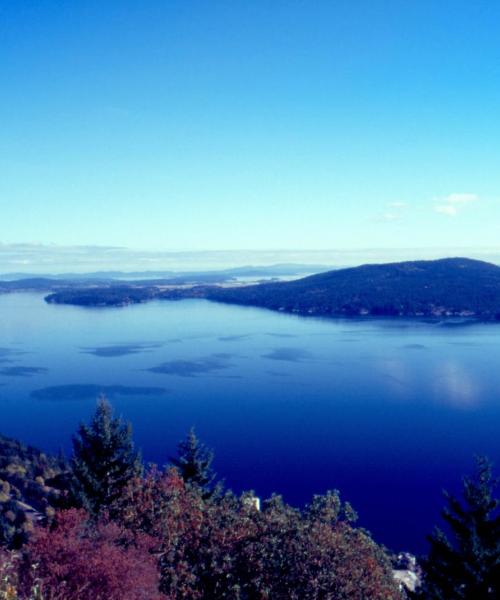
[44,258,500,319]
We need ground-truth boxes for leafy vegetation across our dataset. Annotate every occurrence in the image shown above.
[118,469,399,599]
[0,435,70,548]
[18,509,161,600]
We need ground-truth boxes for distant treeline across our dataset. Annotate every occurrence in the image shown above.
[45,258,500,319]
[206,257,500,318]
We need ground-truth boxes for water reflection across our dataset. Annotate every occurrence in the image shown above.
[432,361,480,408]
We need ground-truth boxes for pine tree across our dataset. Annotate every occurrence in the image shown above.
[170,428,216,497]
[71,396,142,515]
[417,456,500,599]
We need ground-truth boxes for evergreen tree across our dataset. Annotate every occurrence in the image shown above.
[170,428,216,496]
[71,396,142,515]
[417,456,500,599]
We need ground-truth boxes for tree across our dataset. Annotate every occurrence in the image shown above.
[417,456,500,599]
[170,428,216,497]
[156,484,400,599]
[90,463,401,599]
[71,396,142,515]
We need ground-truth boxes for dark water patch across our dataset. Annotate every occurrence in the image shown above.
[81,342,163,357]
[147,354,233,377]
[262,347,314,362]
[218,334,250,342]
[402,343,427,350]
[267,371,290,377]
[31,384,168,402]
[0,366,47,377]
[0,347,21,356]
[0,347,26,360]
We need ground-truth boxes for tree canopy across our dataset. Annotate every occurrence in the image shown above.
[417,456,500,599]
[71,396,142,515]
[170,427,217,497]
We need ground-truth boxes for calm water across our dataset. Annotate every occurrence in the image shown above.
[1,292,500,552]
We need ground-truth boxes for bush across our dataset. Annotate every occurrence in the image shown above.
[19,509,162,600]
[117,468,400,599]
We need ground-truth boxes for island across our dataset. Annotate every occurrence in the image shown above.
[42,258,500,319]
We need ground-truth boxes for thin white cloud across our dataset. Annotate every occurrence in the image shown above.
[434,205,458,217]
[447,193,478,205]
[371,202,408,223]
[382,212,400,221]
[433,192,479,217]
[370,212,402,223]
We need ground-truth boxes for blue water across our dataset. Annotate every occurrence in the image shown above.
[1,292,500,553]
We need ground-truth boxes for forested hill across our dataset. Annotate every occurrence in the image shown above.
[45,258,500,319]
[205,258,500,318]
[0,434,71,546]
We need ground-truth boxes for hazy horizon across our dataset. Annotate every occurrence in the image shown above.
[2,243,500,275]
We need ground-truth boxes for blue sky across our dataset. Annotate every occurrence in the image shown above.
[1,1,500,269]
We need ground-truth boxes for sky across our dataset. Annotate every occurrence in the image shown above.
[1,1,500,271]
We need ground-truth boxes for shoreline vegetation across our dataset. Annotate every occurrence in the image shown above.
[1,398,401,599]
[39,257,500,319]
[1,398,499,598]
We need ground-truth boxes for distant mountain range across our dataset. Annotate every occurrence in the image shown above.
[0,263,331,282]
[42,258,500,319]
[0,264,330,297]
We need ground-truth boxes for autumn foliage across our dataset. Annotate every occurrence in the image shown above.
[1,401,402,599]
[115,468,400,599]
[18,509,161,600]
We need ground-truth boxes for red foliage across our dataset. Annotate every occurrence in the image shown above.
[20,509,163,600]
[117,470,401,599]
[14,469,400,599]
